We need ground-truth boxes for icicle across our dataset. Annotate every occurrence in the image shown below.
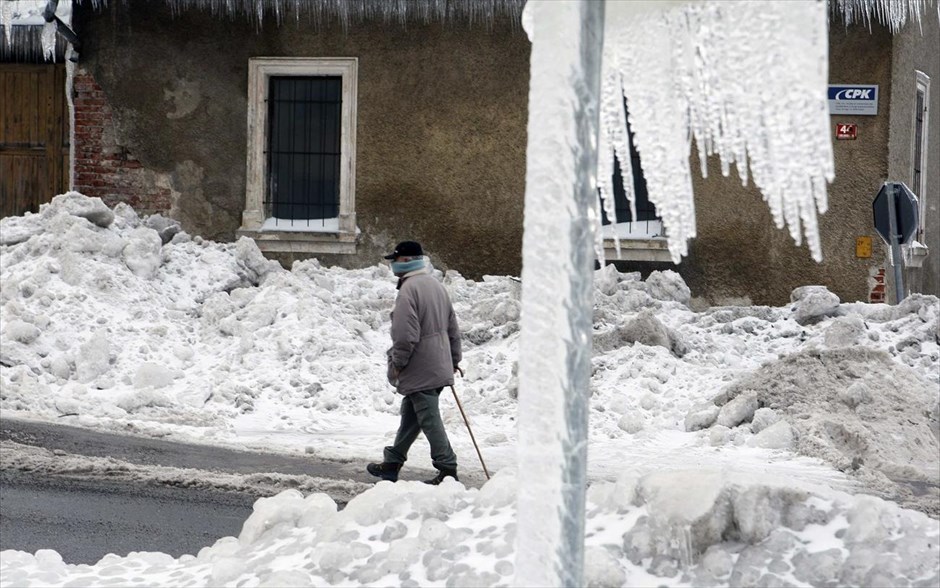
[1,1,16,48]
[41,20,56,61]
[66,50,78,190]
[599,0,833,263]
[834,0,935,34]
[109,0,524,28]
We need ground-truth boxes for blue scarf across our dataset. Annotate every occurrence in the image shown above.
[391,257,427,275]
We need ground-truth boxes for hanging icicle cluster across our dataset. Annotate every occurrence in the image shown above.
[0,1,69,61]
[596,0,937,264]
[834,0,937,33]
[73,0,525,28]
[598,1,835,264]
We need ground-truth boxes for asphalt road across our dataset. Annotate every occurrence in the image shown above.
[1,470,254,564]
[0,417,438,564]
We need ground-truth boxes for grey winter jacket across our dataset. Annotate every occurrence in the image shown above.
[388,270,461,394]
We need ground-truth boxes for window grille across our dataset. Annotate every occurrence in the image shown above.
[912,71,930,241]
[600,101,660,237]
[266,76,342,226]
[913,88,924,199]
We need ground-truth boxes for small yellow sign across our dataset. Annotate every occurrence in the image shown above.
[856,236,872,258]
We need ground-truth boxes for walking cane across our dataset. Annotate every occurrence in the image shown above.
[450,368,490,480]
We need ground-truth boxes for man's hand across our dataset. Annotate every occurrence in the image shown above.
[454,365,464,378]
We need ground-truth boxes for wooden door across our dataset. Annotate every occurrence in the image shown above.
[0,63,69,218]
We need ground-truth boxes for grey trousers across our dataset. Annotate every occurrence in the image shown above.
[384,387,458,471]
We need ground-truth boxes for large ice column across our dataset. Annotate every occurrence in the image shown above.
[513,1,603,586]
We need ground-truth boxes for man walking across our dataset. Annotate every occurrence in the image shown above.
[368,241,463,485]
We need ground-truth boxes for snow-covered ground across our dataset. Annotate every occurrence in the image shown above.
[1,193,938,586]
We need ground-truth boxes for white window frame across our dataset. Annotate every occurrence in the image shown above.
[239,57,358,254]
[912,70,930,241]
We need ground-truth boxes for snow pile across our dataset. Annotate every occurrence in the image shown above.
[2,194,940,584]
[3,196,938,484]
[691,347,939,511]
[2,469,938,587]
[0,193,401,438]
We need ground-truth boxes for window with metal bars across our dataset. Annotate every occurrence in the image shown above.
[599,102,660,237]
[266,76,342,227]
[912,71,930,241]
[913,88,924,199]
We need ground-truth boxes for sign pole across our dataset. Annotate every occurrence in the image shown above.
[887,184,906,303]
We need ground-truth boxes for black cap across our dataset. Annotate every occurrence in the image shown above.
[383,240,423,260]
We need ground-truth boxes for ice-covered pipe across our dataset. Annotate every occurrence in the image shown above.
[513,1,603,586]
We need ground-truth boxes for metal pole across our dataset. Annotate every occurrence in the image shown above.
[888,184,906,303]
[449,385,490,480]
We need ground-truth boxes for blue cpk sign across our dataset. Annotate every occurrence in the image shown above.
[828,85,879,116]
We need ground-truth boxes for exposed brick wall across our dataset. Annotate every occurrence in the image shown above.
[869,267,886,303]
[72,68,172,215]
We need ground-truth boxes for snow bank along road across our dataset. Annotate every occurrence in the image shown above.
[0,416,436,490]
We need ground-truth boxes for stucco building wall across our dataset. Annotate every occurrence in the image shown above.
[73,1,530,278]
[71,4,925,305]
[888,12,940,298]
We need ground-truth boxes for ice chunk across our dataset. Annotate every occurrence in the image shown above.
[583,546,626,587]
[617,413,645,434]
[716,391,758,428]
[619,309,687,357]
[824,315,867,348]
[685,402,720,431]
[5,320,40,344]
[586,472,638,512]
[478,468,517,509]
[111,202,140,228]
[709,425,731,446]
[593,263,622,296]
[418,518,452,549]
[122,227,163,278]
[258,570,312,587]
[48,355,71,380]
[838,381,873,409]
[645,270,691,305]
[0,215,45,246]
[750,407,781,433]
[75,330,110,383]
[234,236,279,285]
[132,362,177,389]
[314,542,354,573]
[747,420,794,450]
[42,192,114,228]
[143,214,182,244]
[238,489,306,545]
[790,285,840,325]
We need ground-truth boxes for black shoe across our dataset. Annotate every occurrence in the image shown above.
[423,468,458,485]
[367,462,402,482]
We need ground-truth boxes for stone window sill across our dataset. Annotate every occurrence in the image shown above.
[236,228,358,254]
[602,237,673,263]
